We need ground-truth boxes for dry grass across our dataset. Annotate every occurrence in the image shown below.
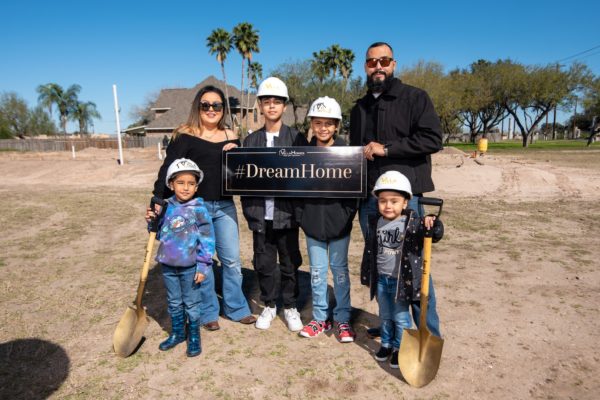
[1,150,599,399]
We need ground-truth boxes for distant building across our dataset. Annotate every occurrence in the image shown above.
[124,76,306,138]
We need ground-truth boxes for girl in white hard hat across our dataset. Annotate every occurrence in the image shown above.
[145,158,215,357]
[359,170,443,368]
[297,96,358,342]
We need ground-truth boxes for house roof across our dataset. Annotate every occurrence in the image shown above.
[146,76,256,131]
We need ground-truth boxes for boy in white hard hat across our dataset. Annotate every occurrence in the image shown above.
[145,158,215,357]
[241,77,309,332]
[297,96,358,342]
[360,170,443,368]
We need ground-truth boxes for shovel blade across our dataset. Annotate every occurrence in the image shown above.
[398,327,444,388]
[113,305,149,357]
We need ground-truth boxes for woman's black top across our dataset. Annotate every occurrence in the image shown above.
[153,133,240,201]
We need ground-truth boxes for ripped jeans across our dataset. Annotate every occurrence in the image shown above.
[305,234,352,323]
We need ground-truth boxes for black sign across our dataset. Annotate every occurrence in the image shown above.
[222,146,366,198]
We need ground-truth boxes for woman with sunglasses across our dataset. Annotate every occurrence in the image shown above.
[151,85,256,333]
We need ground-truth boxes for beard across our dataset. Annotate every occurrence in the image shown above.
[366,71,393,93]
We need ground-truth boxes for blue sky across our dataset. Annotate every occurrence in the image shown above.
[1,0,599,134]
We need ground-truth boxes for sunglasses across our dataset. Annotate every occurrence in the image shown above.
[200,102,224,112]
[365,57,394,68]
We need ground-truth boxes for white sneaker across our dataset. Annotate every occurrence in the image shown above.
[284,308,303,332]
[255,306,277,330]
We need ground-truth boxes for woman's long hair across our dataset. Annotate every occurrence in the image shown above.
[172,85,228,139]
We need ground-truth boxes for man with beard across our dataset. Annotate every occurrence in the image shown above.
[350,41,444,338]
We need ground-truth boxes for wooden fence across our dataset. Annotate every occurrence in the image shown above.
[0,137,161,152]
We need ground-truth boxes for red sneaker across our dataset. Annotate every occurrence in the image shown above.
[334,322,355,343]
[299,320,331,338]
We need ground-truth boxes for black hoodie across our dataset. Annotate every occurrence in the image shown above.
[296,136,359,241]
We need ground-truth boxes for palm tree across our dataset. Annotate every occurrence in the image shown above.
[311,50,330,85]
[339,48,355,99]
[246,61,263,129]
[36,83,81,136]
[206,28,233,126]
[233,22,260,132]
[71,101,101,134]
[326,44,345,79]
[36,83,61,117]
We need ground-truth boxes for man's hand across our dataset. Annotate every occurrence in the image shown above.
[363,141,386,161]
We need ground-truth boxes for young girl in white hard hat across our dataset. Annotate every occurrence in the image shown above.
[359,170,443,368]
[145,158,215,357]
[296,96,358,342]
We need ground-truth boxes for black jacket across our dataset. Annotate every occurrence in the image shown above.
[360,210,444,302]
[296,136,358,241]
[240,124,308,232]
[349,78,443,194]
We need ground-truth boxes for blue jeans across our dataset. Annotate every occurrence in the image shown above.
[359,194,441,337]
[377,275,412,349]
[305,234,352,323]
[161,264,203,322]
[199,199,252,323]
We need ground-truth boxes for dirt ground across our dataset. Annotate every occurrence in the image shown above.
[0,146,599,399]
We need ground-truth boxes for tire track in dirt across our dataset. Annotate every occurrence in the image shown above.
[495,165,520,197]
[554,170,582,198]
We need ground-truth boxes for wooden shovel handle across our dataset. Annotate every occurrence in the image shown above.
[419,235,433,330]
[134,231,157,310]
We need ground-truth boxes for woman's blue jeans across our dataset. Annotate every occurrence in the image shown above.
[305,234,352,323]
[359,194,441,337]
[199,199,252,323]
[161,264,202,322]
[377,275,412,349]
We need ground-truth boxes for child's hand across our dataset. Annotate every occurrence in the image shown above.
[424,215,436,229]
[194,272,205,284]
[145,207,156,223]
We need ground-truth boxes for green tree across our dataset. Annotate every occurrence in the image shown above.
[207,28,233,126]
[0,93,57,137]
[400,61,462,138]
[492,60,591,147]
[36,83,81,135]
[246,61,263,129]
[0,92,29,137]
[581,77,600,122]
[71,101,101,134]
[36,83,62,117]
[28,106,57,136]
[232,22,259,133]
[339,48,355,92]
[311,50,330,85]
[272,60,314,127]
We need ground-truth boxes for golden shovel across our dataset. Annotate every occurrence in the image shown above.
[113,198,165,357]
[398,197,444,387]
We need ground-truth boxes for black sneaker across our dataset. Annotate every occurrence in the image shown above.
[374,346,392,362]
[389,350,399,369]
[366,327,381,338]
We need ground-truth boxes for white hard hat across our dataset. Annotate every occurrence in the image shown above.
[308,96,342,120]
[372,170,412,199]
[165,158,204,187]
[257,77,289,100]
